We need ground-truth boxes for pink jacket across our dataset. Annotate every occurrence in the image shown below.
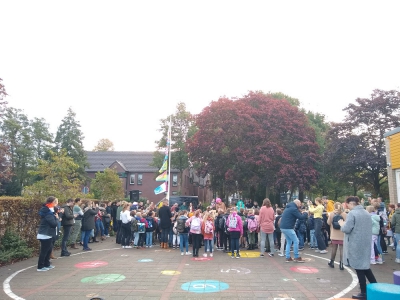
[258,206,275,234]
[185,216,203,234]
[225,212,243,235]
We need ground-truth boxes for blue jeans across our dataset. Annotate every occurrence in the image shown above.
[297,231,305,248]
[310,229,317,248]
[204,239,214,253]
[395,233,400,259]
[168,227,174,245]
[180,233,189,253]
[83,230,92,249]
[281,229,300,259]
[160,227,169,243]
[133,232,139,246]
[95,219,104,238]
[146,232,153,246]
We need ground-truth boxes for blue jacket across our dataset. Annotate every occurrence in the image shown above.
[280,202,307,230]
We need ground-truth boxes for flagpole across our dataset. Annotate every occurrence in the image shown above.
[167,116,172,205]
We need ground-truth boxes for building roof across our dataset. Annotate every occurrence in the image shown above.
[384,127,400,138]
[86,151,159,172]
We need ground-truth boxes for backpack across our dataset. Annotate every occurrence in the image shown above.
[216,216,225,232]
[228,215,237,229]
[332,214,343,230]
[299,221,307,234]
[146,217,155,232]
[274,216,281,233]
[204,219,214,234]
[137,222,145,233]
[247,218,258,232]
[131,218,138,232]
[176,218,186,233]
[240,215,247,231]
[190,217,201,232]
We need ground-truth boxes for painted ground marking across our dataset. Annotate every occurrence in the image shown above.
[290,266,319,274]
[190,257,213,261]
[181,280,229,293]
[81,274,126,284]
[75,261,108,269]
[225,251,259,258]
[138,258,153,262]
[161,270,181,275]
[220,267,251,275]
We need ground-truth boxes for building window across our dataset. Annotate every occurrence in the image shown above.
[172,174,178,186]
[138,174,143,185]
[130,174,135,185]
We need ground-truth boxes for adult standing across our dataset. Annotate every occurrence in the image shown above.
[258,198,276,257]
[37,196,59,271]
[339,196,377,299]
[158,199,172,249]
[280,199,307,262]
[391,203,400,263]
[120,203,133,248]
[81,201,99,251]
[60,198,75,257]
[186,209,203,257]
[215,198,227,213]
[327,202,347,270]
[236,199,245,211]
[308,198,328,254]
[69,198,83,249]
[110,201,119,233]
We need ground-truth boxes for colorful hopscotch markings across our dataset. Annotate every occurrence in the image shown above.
[220,267,251,275]
[81,274,126,285]
[290,266,319,274]
[161,270,181,275]
[181,280,229,293]
[138,259,153,262]
[75,261,108,269]
[282,278,297,282]
[226,251,259,258]
[191,257,213,261]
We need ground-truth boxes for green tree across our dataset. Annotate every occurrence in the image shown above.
[31,117,54,160]
[23,150,88,202]
[0,78,11,188]
[269,92,300,107]
[90,168,124,200]
[93,138,114,151]
[153,102,195,190]
[0,78,8,116]
[54,107,88,177]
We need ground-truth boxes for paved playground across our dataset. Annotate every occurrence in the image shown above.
[1,237,398,300]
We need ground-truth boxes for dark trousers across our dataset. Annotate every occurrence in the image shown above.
[116,220,123,244]
[230,231,240,253]
[38,238,53,269]
[61,225,72,254]
[355,269,377,293]
[314,218,326,250]
[216,231,223,248]
[276,231,282,249]
[138,232,145,246]
[121,223,131,247]
[192,233,202,255]
[161,227,169,243]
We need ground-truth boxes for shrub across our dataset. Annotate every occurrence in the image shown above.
[0,229,33,264]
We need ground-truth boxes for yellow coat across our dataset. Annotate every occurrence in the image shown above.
[326,200,335,213]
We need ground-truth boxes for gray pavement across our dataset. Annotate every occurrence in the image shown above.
[1,237,399,300]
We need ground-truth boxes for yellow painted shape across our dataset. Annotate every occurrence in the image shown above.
[226,251,259,258]
[161,270,181,275]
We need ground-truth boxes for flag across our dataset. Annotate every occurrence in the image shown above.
[159,159,167,173]
[156,171,168,182]
[154,182,167,195]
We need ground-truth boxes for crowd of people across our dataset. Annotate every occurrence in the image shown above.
[36,194,400,300]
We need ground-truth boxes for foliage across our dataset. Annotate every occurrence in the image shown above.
[187,91,319,199]
[54,107,88,177]
[0,229,33,264]
[269,92,300,107]
[23,150,88,202]
[0,78,8,116]
[325,89,400,197]
[90,168,124,200]
[93,138,115,151]
[153,102,195,188]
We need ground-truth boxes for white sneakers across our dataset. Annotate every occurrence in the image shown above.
[210,253,213,257]
[181,252,184,256]
[203,253,208,257]
[395,258,400,263]
[319,250,328,254]
[185,251,192,255]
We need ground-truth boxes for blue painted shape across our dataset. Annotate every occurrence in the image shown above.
[181,280,229,293]
[367,283,400,300]
[138,259,153,262]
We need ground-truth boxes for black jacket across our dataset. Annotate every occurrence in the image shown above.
[158,205,172,229]
[61,204,74,226]
[37,205,58,238]
[81,208,98,231]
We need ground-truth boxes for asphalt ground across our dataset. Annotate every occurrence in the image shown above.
[1,237,399,300]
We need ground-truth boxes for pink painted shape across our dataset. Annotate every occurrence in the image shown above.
[75,260,109,269]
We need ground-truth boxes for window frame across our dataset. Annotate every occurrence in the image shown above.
[129,174,135,185]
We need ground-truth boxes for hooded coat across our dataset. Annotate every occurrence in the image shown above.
[391,208,400,234]
[341,205,372,270]
[37,205,58,238]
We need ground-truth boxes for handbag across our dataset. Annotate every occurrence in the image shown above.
[386,229,393,237]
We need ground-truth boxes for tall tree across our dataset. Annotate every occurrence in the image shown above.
[153,102,195,189]
[326,89,400,196]
[90,168,124,200]
[54,107,88,177]
[31,117,54,160]
[23,150,87,202]
[0,78,11,189]
[0,78,8,117]
[187,91,319,200]
[93,138,115,151]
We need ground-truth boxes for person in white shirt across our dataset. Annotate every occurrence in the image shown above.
[120,204,133,248]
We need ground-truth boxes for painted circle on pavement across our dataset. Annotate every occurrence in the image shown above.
[191,257,213,261]
[138,259,153,262]
[181,280,229,293]
[226,251,259,258]
[81,274,126,284]
[161,270,181,275]
[75,261,108,269]
[290,266,319,274]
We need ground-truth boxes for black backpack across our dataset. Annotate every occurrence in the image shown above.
[146,217,155,232]
[332,214,343,230]
[216,215,225,231]
[176,218,186,233]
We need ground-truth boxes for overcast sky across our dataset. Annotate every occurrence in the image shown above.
[1,1,399,151]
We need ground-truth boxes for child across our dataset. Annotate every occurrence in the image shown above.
[308,213,317,249]
[202,212,215,257]
[246,209,258,250]
[275,209,286,256]
[176,210,191,255]
[186,210,203,257]
[226,207,243,258]
[172,212,180,249]
[366,205,383,264]
[238,208,247,249]
[145,211,155,248]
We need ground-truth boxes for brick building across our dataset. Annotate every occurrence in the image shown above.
[384,128,400,204]
[85,151,212,203]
